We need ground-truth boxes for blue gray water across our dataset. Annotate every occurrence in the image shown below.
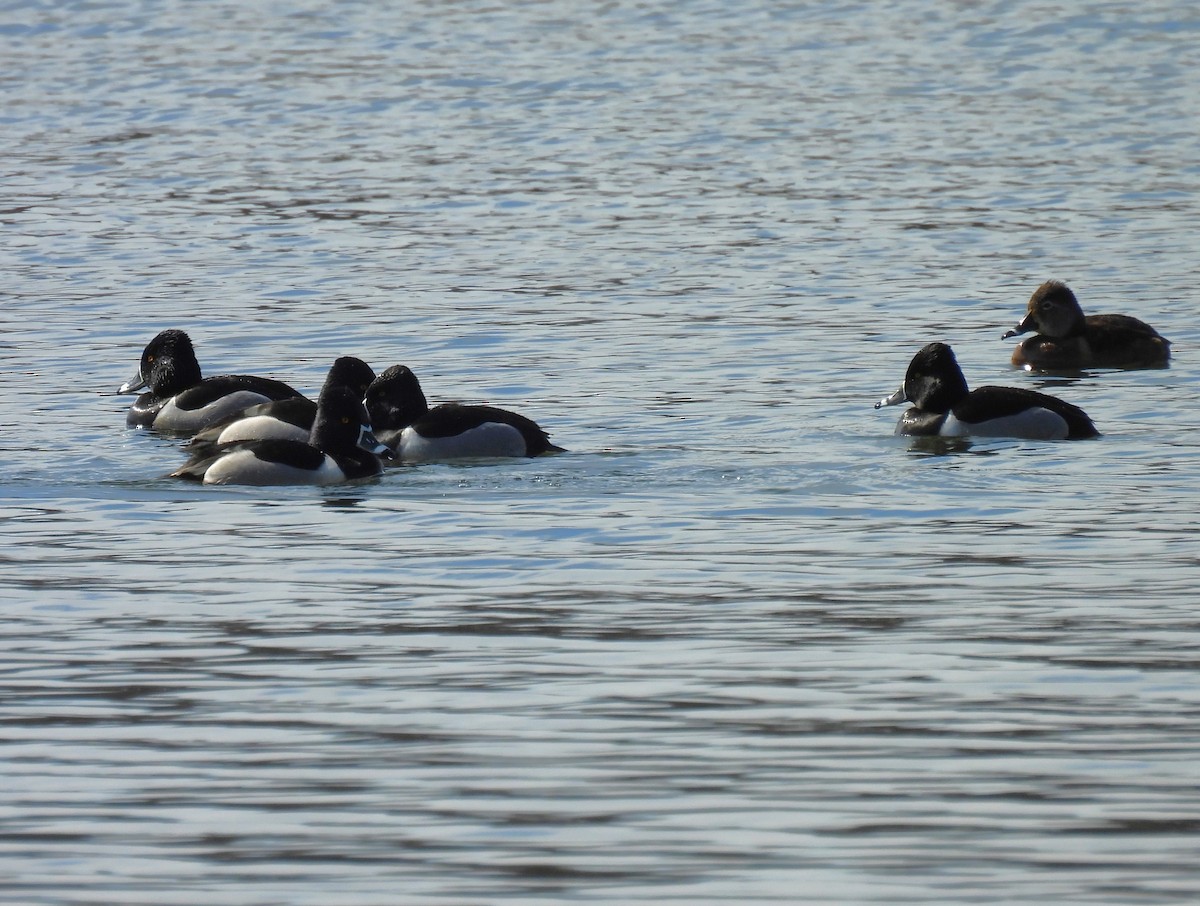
[3,1,1200,903]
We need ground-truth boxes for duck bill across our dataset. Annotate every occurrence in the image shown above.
[118,370,148,394]
[359,425,396,459]
[1002,311,1036,340]
[875,386,908,410]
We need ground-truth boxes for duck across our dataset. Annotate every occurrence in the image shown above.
[876,342,1099,440]
[364,364,565,462]
[1003,280,1170,370]
[170,385,394,486]
[120,329,303,433]
[185,356,376,454]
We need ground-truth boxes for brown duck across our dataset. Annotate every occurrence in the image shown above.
[1004,280,1170,370]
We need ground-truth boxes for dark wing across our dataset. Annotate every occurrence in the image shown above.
[1085,315,1170,367]
[329,450,385,480]
[963,387,1098,439]
[171,438,327,481]
[417,404,564,455]
[187,397,317,446]
[1086,313,1162,336]
[237,438,327,469]
[172,375,303,411]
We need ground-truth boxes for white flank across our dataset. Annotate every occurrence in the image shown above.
[157,391,274,433]
[942,408,1068,440]
[203,449,344,485]
[399,422,527,462]
[217,416,309,444]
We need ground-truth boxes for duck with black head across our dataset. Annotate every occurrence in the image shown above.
[877,342,1099,440]
[365,365,565,462]
[184,355,376,455]
[1003,280,1170,371]
[120,329,303,433]
[170,384,393,486]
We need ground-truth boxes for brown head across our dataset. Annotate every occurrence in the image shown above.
[1003,280,1086,340]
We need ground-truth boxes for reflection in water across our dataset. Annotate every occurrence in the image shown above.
[902,436,976,457]
[321,494,370,510]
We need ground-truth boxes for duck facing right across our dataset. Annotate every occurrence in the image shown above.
[365,365,565,462]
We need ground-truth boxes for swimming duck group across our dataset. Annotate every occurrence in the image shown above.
[876,280,1170,441]
[119,280,1170,484]
[119,328,564,486]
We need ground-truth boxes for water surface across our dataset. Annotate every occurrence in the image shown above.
[3,1,1200,903]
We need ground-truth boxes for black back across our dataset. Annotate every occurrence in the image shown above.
[959,386,1099,439]
[172,374,303,411]
[415,404,565,454]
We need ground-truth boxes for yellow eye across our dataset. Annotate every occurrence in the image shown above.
[341,416,350,424]
[147,355,155,364]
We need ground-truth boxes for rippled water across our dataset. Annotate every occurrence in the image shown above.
[3,1,1200,903]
